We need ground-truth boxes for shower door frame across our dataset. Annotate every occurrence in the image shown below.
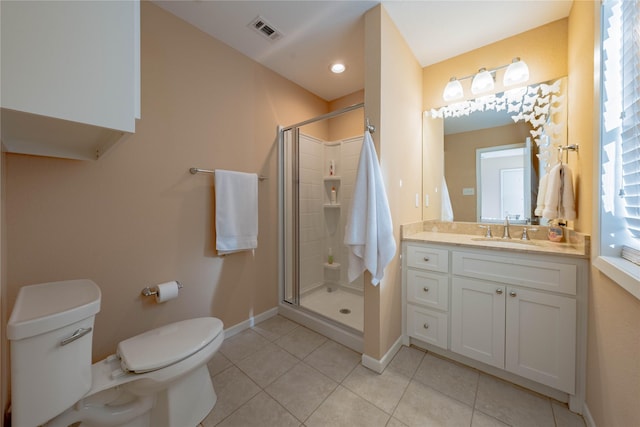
[277,104,366,353]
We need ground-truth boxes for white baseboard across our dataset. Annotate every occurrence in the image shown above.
[361,335,403,374]
[582,403,596,427]
[223,307,278,339]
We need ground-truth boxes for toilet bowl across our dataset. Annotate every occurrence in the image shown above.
[7,279,224,427]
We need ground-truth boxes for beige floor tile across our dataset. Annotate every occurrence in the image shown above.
[386,417,409,427]
[252,315,299,341]
[207,351,233,377]
[236,343,300,387]
[305,385,390,427]
[475,374,554,427]
[275,326,328,359]
[386,346,425,379]
[304,340,360,382]
[413,352,479,406]
[266,362,338,422]
[343,365,410,414]
[394,380,473,427]
[201,366,260,427]
[552,402,586,427]
[216,391,301,427]
[219,329,271,363]
[472,411,510,427]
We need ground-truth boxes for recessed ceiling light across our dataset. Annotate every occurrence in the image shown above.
[330,63,346,74]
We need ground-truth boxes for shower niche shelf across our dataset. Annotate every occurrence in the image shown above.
[324,262,341,270]
[323,176,341,181]
[324,204,341,208]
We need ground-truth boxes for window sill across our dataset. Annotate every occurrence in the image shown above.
[593,256,640,300]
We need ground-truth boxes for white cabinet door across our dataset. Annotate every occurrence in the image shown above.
[1,0,140,159]
[451,277,505,369]
[505,287,576,394]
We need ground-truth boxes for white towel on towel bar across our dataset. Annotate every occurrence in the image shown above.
[541,164,576,220]
[344,131,396,286]
[215,170,258,255]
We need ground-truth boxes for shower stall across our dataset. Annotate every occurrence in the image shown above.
[278,104,366,352]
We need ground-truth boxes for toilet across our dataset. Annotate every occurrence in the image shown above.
[7,279,224,427]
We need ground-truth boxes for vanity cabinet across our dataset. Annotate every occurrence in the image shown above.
[405,245,449,349]
[1,0,140,160]
[402,240,588,406]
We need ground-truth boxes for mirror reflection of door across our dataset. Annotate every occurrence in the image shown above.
[476,143,531,223]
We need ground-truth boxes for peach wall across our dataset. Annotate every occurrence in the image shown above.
[423,19,568,111]
[573,0,640,425]
[328,90,365,141]
[4,2,328,362]
[364,5,423,359]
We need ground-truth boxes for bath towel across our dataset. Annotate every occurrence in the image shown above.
[541,164,576,220]
[215,170,258,255]
[441,176,454,222]
[534,173,549,217]
[344,131,396,286]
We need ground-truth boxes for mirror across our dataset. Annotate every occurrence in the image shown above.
[426,77,568,224]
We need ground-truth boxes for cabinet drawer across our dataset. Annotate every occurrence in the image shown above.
[407,304,448,349]
[407,269,448,311]
[407,245,449,273]
[452,251,577,295]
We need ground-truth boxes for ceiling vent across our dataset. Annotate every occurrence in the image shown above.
[249,16,283,41]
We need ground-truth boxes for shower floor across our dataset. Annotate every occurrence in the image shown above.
[300,285,363,332]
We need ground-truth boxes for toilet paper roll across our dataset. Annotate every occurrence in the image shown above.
[155,281,180,303]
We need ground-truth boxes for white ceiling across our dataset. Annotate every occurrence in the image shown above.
[153,0,573,102]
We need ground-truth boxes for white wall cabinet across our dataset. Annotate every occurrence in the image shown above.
[1,0,140,160]
[402,241,588,411]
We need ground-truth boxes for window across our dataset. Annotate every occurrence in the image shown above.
[596,0,640,299]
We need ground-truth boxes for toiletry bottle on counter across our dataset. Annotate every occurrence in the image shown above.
[548,220,564,242]
[330,187,337,204]
[328,247,334,264]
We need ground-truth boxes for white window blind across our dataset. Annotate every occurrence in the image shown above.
[600,0,640,254]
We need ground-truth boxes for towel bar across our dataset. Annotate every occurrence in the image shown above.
[189,168,267,181]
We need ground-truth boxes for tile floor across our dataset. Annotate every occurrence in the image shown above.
[199,315,586,427]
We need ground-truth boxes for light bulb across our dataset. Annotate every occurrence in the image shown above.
[330,63,346,74]
[471,68,494,95]
[503,58,530,86]
[443,78,464,101]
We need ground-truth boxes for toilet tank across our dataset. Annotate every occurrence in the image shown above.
[7,279,101,427]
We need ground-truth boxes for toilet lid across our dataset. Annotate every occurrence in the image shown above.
[117,317,223,373]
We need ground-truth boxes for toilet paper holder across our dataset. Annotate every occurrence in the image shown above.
[141,281,183,297]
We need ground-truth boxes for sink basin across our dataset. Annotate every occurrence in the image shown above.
[471,237,538,246]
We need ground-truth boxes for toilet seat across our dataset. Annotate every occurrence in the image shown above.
[117,317,223,373]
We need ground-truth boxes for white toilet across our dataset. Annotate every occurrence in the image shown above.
[7,279,224,427]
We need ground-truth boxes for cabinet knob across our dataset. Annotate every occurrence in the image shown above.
[423,256,430,262]
[423,287,429,292]
[423,323,429,329]
[496,288,503,295]
[510,291,517,297]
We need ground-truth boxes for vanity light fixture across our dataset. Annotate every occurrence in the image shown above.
[441,57,530,101]
[443,77,464,102]
[503,57,530,86]
[471,68,495,95]
[330,63,346,74]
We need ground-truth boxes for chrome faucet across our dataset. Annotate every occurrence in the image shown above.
[502,216,511,239]
[478,225,493,238]
[521,227,539,241]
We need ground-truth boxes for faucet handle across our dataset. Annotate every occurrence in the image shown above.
[478,225,492,238]
[521,227,539,241]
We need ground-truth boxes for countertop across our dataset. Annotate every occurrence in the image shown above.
[402,221,590,259]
